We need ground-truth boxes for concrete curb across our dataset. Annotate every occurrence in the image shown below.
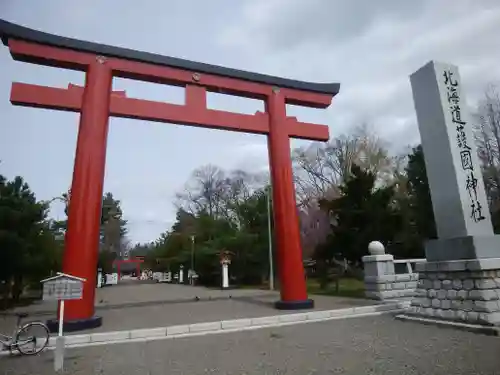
[395,314,500,336]
[32,303,404,350]
[0,302,408,356]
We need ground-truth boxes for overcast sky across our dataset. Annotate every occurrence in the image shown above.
[1,1,500,243]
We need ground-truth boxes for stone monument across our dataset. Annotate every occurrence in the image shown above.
[407,61,500,325]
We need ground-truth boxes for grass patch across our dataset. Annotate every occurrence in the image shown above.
[307,277,365,299]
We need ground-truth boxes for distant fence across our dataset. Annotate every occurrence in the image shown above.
[393,259,426,275]
[362,243,425,301]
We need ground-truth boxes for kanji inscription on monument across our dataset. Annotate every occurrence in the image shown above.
[404,60,500,326]
[410,61,493,241]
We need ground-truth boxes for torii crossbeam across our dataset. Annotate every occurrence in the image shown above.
[0,20,340,331]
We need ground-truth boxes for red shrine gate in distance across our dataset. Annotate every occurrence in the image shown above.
[0,20,340,331]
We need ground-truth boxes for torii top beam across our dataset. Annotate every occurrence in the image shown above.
[0,20,339,97]
[0,19,339,140]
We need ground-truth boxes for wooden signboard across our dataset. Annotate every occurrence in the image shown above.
[42,277,83,301]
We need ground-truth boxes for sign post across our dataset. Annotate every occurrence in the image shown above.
[41,272,85,373]
[58,300,64,337]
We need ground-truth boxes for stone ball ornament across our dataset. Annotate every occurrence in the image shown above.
[368,241,385,255]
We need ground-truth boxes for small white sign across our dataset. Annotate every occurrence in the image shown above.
[41,273,85,301]
[40,272,87,344]
[106,273,118,285]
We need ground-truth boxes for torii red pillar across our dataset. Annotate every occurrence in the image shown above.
[64,61,112,322]
[267,89,309,307]
[0,19,339,330]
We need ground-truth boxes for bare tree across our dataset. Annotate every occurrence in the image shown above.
[175,164,228,217]
[175,165,266,224]
[298,202,333,259]
[293,124,396,260]
[388,150,411,201]
[473,84,500,206]
[293,124,394,207]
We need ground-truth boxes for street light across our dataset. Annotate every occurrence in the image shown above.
[190,235,195,270]
[190,235,195,284]
[266,185,274,291]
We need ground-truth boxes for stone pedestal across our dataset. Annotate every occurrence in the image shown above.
[408,258,500,325]
[96,271,102,288]
[179,267,184,284]
[222,263,229,289]
[362,241,420,301]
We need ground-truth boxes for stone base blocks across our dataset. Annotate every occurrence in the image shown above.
[362,242,422,301]
[365,274,419,300]
[407,258,500,326]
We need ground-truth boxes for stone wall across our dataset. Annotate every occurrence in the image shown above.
[365,274,419,300]
[362,247,422,301]
[407,258,500,325]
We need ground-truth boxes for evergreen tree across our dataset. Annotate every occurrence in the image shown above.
[320,164,401,264]
[390,145,437,259]
[0,175,61,302]
[406,145,437,240]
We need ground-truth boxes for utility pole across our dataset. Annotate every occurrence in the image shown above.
[190,235,195,284]
[267,186,274,290]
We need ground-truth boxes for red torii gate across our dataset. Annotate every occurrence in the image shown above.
[0,20,340,331]
[113,258,144,280]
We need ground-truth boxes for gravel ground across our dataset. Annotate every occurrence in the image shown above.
[1,284,373,334]
[3,314,499,375]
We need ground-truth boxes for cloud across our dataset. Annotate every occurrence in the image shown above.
[218,0,429,52]
[230,141,270,172]
[216,0,500,146]
[2,0,500,243]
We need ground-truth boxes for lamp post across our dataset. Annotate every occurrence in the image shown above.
[190,235,195,284]
[266,185,274,291]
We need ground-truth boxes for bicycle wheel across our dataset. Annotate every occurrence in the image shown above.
[15,322,50,355]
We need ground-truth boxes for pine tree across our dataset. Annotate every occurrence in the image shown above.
[320,164,401,264]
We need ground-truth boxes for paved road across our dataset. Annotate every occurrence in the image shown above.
[1,284,373,334]
[80,293,373,333]
[5,284,276,316]
[3,315,499,374]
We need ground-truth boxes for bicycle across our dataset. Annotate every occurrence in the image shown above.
[0,312,50,355]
